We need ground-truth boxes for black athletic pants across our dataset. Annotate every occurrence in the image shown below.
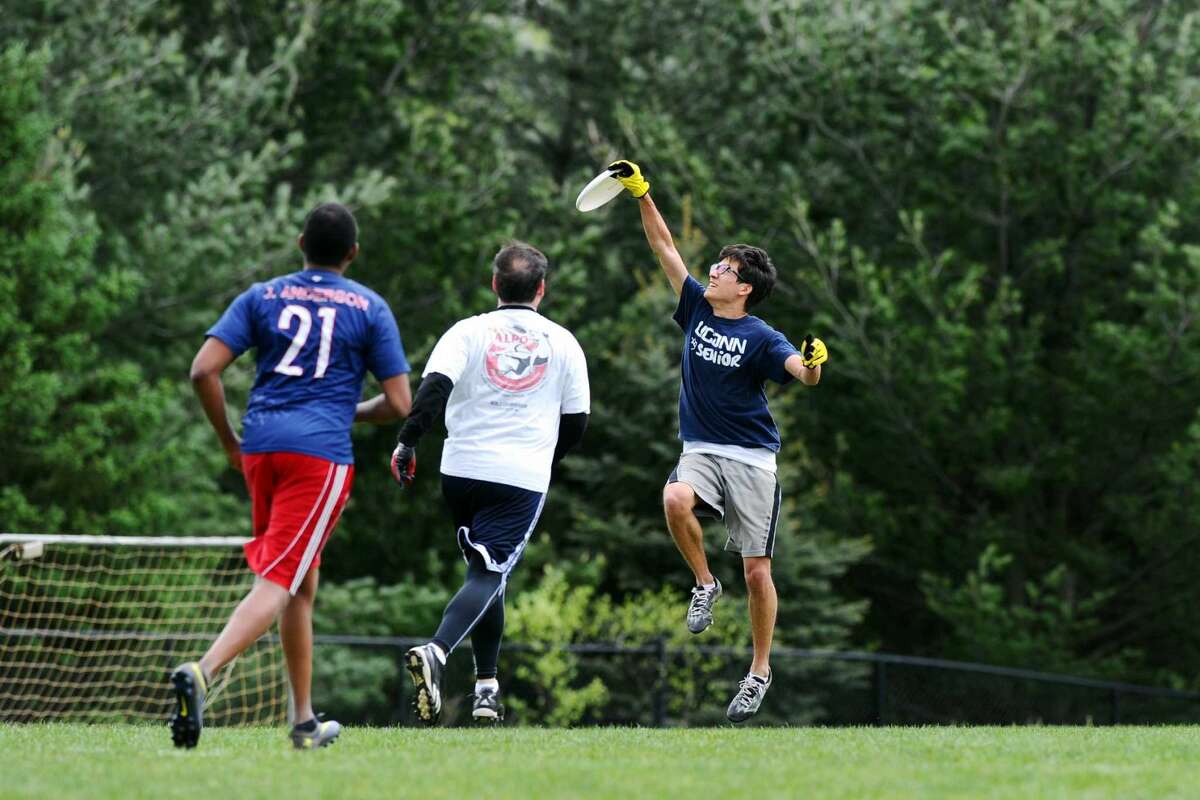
[431,551,505,679]
[429,475,544,679]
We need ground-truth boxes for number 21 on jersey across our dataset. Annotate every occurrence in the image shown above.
[274,304,337,378]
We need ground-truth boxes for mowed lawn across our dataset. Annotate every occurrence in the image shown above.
[3,724,1200,799]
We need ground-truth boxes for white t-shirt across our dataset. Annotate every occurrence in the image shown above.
[424,306,590,493]
[683,440,777,473]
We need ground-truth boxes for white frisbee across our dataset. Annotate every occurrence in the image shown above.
[575,168,624,212]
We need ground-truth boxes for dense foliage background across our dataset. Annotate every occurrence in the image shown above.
[3,0,1199,720]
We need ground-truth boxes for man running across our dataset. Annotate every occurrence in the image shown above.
[173,202,411,748]
[391,241,589,725]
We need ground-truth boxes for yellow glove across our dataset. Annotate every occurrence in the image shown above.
[802,335,828,368]
[607,159,651,198]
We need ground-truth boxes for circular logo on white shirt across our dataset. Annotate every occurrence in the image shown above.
[484,325,552,393]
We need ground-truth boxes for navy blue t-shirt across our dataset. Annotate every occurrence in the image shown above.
[207,269,410,464]
[673,276,800,451]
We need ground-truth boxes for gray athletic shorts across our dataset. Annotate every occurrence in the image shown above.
[667,452,782,558]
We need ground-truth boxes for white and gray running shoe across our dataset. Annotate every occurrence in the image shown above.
[406,644,445,725]
[686,578,723,634]
[472,687,504,723]
[726,669,772,723]
[291,715,341,750]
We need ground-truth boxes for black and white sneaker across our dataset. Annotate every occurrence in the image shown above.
[686,578,723,634]
[726,669,772,723]
[406,644,445,725]
[472,687,504,723]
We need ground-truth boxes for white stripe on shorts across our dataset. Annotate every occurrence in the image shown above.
[497,492,546,578]
[288,464,349,595]
[458,493,547,575]
[261,463,335,578]
[444,494,546,652]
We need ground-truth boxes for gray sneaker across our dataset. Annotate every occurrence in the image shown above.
[291,716,342,750]
[686,578,722,634]
[726,669,772,723]
[405,644,445,725]
[169,661,208,749]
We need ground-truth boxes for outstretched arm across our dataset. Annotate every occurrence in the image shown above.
[785,355,821,386]
[637,194,689,296]
[784,335,828,386]
[610,160,689,296]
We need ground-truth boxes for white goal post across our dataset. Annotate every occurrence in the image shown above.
[0,533,288,725]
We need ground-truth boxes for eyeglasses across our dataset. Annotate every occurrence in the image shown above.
[709,262,747,283]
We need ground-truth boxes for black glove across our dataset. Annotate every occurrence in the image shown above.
[390,442,416,488]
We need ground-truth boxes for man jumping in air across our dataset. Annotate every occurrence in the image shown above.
[611,160,827,722]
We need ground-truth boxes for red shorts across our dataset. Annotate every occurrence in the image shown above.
[241,452,354,594]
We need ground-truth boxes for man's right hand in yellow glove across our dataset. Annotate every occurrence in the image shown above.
[608,160,650,198]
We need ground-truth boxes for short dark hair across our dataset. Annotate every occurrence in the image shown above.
[719,243,776,309]
[492,241,548,303]
[302,203,358,267]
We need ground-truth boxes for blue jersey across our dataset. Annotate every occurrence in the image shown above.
[207,269,410,464]
[673,276,800,451]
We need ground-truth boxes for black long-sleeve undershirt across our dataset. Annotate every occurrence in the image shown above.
[553,412,588,464]
[397,372,454,447]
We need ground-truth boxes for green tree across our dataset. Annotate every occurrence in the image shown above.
[703,0,1200,680]
[13,0,1200,713]
[0,44,237,534]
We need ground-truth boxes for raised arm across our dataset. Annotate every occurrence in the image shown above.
[610,160,689,296]
[636,194,690,296]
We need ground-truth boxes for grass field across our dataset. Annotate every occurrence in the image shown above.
[3,724,1200,799]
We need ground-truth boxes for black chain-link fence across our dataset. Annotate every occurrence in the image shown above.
[310,636,1200,727]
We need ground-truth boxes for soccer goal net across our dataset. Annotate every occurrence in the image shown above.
[0,534,287,725]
